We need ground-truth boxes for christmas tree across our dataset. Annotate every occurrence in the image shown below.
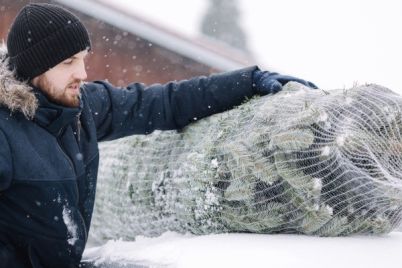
[89,82,402,243]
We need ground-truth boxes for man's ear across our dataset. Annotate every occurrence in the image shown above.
[30,75,42,87]
[31,76,39,87]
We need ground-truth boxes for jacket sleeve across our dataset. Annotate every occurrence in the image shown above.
[0,130,12,191]
[82,66,259,141]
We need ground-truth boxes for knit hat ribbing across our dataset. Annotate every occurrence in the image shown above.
[6,3,91,81]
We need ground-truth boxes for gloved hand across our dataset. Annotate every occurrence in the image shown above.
[253,70,318,95]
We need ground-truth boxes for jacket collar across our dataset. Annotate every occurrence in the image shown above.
[32,86,82,136]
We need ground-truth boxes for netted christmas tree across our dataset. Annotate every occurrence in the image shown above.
[89,82,402,244]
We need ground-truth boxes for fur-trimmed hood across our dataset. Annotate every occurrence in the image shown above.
[0,43,38,119]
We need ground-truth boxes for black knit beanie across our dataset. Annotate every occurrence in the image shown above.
[6,3,91,81]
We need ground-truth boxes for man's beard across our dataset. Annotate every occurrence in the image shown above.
[36,76,81,108]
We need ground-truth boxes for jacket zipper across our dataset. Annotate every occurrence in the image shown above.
[74,113,87,242]
[57,143,75,174]
[76,112,81,143]
[57,126,75,174]
[56,126,88,242]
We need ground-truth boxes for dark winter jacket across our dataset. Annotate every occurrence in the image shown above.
[0,46,258,268]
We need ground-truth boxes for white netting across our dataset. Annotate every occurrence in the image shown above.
[89,82,402,243]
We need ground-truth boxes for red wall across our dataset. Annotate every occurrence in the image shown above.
[0,0,216,86]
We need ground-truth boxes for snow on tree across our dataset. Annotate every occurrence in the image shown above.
[89,82,402,244]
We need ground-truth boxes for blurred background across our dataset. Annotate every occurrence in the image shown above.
[1,0,401,93]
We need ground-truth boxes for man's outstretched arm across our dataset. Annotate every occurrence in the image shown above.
[82,66,315,141]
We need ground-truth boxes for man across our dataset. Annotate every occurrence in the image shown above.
[0,3,316,268]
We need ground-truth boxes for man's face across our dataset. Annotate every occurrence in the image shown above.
[31,50,89,107]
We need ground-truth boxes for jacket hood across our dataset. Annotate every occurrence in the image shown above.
[0,43,38,119]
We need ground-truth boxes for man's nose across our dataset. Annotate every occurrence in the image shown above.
[73,61,88,81]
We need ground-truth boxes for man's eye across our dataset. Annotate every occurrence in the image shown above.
[64,59,73,64]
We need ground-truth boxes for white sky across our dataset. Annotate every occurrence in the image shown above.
[109,0,402,93]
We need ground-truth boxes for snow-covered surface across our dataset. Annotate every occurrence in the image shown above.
[84,231,402,268]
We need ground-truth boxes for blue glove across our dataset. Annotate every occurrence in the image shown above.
[253,70,318,95]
